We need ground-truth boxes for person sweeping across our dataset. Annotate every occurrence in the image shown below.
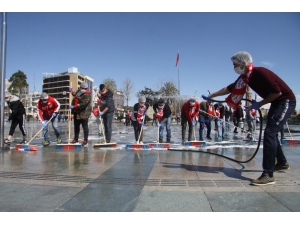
[4,92,27,145]
[69,82,92,146]
[131,96,149,144]
[37,92,62,146]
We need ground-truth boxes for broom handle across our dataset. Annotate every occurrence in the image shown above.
[157,125,159,142]
[98,106,102,134]
[100,115,106,143]
[68,82,72,144]
[286,121,293,140]
[27,117,53,145]
[193,125,196,141]
[137,124,143,144]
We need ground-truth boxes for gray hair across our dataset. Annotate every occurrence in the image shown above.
[5,91,11,98]
[231,51,253,66]
[41,92,48,99]
[138,95,146,103]
[80,82,88,89]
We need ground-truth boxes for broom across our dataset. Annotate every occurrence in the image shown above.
[93,114,117,148]
[56,83,82,150]
[148,123,170,148]
[15,117,53,151]
[113,122,128,134]
[185,119,206,147]
[125,122,150,150]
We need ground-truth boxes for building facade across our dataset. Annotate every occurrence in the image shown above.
[42,67,94,115]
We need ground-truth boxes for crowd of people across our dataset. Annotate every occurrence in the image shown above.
[4,50,297,187]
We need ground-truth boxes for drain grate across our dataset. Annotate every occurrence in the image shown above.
[0,171,299,187]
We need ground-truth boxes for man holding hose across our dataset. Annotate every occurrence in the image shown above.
[202,51,296,186]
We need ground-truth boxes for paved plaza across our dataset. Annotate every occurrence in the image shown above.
[1,119,300,212]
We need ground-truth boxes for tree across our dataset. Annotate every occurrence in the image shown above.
[121,77,134,107]
[102,78,117,93]
[159,81,179,105]
[137,87,160,106]
[8,70,29,95]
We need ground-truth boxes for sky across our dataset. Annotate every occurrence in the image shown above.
[1,2,300,110]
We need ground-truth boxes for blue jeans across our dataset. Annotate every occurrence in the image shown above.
[217,117,225,138]
[102,111,114,142]
[159,116,171,141]
[199,115,211,139]
[263,99,296,175]
[43,115,60,141]
[225,117,230,130]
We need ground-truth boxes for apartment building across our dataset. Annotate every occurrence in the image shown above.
[42,67,94,115]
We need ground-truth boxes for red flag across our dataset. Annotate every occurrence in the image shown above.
[175,53,179,66]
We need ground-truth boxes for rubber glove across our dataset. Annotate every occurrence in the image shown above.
[99,111,104,116]
[200,109,204,113]
[52,112,57,117]
[94,87,99,92]
[69,87,72,92]
[245,99,260,111]
[157,123,162,127]
[5,119,9,122]
[42,121,47,128]
[250,100,260,110]
[202,94,211,101]
[139,121,144,125]
[69,105,74,109]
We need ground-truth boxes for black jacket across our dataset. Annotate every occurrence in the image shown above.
[8,95,26,121]
[153,103,172,119]
[99,89,115,113]
[235,105,243,119]
[224,106,232,118]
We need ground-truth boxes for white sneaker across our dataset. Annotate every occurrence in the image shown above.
[139,141,144,144]
[4,139,11,145]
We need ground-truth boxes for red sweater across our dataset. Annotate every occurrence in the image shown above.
[37,96,60,122]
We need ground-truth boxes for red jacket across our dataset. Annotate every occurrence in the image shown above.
[181,100,200,123]
[37,96,60,122]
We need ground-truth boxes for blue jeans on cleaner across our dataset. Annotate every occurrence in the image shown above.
[199,115,211,140]
[263,99,296,175]
[217,117,225,139]
[159,116,171,141]
[43,115,60,141]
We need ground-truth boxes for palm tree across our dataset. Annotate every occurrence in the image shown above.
[159,81,179,105]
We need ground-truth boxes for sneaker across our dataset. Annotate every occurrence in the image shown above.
[234,130,238,133]
[251,173,275,186]
[274,162,290,171]
[98,133,103,136]
[166,139,170,143]
[206,136,212,140]
[20,139,27,144]
[199,138,204,141]
[82,140,88,146]
[139,141,144,144]
[71,139,79,144]
[57,136,62,144]
[43,140,50,146]
[4,139,11,145]
[159,139,163,143]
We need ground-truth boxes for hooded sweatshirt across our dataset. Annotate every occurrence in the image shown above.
[8,95,26,121]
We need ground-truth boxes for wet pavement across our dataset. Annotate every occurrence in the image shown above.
[1,119,300,212]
